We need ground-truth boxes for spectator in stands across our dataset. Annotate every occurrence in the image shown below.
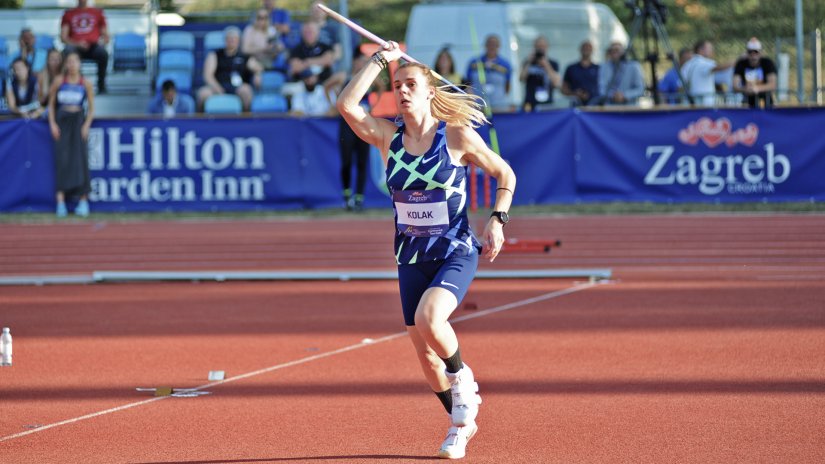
[38,49,63,107]
[243,8,285,69]
[147,79,195,118]
[679,39,734,106]
[561,40,600,107]
[598,42,645,106]
[6,58,43,119]
[289,67,336,116]
[433,47,462,90]
[465,34,513,112]
[309,0,342,62]
[16,28,46,71]
[60,0,109,94]
[733,37,777,109]
[263,0,291,36]
[289,22,335,84]
[519,35,561,112]
[47,51,94,218]
[658,47,693,104]
[0,79,6,114]
[198,26,264,112]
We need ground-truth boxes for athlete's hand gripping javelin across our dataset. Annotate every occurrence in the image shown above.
[375,41,405,64]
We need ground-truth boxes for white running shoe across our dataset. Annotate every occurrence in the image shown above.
[438,421,478,459]
[446,364,482,426]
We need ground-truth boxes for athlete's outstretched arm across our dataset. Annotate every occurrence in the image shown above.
[337,43,403,157]
[450,125,516,262]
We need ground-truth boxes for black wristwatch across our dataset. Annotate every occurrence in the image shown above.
[490,211,510,226]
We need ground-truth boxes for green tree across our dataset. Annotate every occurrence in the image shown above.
[0,0,22,9]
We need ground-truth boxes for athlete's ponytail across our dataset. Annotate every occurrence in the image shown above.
[398,62,489,128]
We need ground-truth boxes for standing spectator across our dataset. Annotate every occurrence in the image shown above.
[60,0,109,94]
[38,49,63,107]
[197,27,263,112]
[598,42,645,106]
[433,47,462,89]
[6,58,43,119]
[147,80,195,118]
[658,47,693,104]
[263,0,291,36]
[243,8,285,69]
[1,79,6,114]
[466,34,513,112]
[680,39,734,106]
[335,47,382,211]
[289,22,335,84]
[16,28,46,71]
[733,37,777,108]
[519,35,561,111]
[47,51,94,218]
[561,40,600,107]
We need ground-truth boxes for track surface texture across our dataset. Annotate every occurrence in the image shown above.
[1,214,824,463]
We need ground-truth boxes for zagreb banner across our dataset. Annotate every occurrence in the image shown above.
[575,108,825,202]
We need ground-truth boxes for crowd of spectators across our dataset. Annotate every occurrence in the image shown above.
[432,33,775,112]
[0,0,781,118]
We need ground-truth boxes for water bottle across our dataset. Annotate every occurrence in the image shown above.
[1,327,12,366]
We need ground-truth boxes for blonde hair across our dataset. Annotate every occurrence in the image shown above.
[397,62,489,128]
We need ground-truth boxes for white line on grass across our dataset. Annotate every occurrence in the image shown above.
[0,282,601,443]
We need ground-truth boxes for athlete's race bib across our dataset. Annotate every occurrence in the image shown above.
[394,190,449,237]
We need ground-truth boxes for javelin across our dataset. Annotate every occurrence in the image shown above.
[315,3,467,95]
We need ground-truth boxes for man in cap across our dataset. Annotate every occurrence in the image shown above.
[733,37,777,108]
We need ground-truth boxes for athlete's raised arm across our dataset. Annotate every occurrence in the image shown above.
[336,42,404,157]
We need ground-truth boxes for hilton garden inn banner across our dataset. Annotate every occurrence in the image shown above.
[1,108,823,213]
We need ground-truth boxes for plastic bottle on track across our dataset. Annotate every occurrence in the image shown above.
[1,327,12,366]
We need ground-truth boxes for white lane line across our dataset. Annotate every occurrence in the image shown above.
[0,282,600,443]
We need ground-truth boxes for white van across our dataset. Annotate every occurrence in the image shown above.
[405,1,629,108]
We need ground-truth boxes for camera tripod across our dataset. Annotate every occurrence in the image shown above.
[623,0,692,105]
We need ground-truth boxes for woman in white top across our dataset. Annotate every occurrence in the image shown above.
[241,8,284,68]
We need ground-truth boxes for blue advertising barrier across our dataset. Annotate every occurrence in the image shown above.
[1,107,823,213]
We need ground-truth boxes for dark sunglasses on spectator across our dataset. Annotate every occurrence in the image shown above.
[748,50,760,55]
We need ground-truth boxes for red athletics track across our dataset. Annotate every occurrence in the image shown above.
[1,214,824,463]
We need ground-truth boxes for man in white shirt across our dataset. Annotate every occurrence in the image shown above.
[680,40,734,106]
[290,68,335,116]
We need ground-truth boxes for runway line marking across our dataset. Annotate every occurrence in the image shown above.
[0,281,601,443]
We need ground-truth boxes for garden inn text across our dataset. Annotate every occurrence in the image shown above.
[87,127,269,202]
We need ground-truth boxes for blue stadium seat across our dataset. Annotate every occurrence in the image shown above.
[155,70,193,94]
[0,37,7,57]
[158,50,195,74]
[159,31,195,51]
[29,49,48,72]
[271,52,289,74]
[203,31,225,53]
[36,35,55,50]
[0,55,7,81]
[260,71,286,94]
[250,94,288,113]
[113,33,146,71]
[204,94,243,114]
